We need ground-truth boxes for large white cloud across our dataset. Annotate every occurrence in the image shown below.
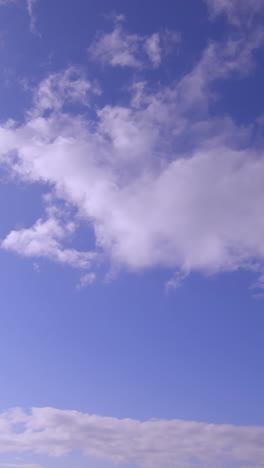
[0,10,264,285]
[0,406,264,468]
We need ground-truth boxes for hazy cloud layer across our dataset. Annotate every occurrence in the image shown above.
[0,464,42,468]
[0,407,264,468]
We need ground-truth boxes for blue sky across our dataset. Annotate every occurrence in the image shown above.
[0,0,264,467]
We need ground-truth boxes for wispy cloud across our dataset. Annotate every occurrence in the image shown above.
[76,272,96,290]
[0,0,40,35]
[0,0,16,5]
[26,0,39,35]
[0,406,264,468]
[205,0,264,26]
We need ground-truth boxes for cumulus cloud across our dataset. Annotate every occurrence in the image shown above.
[89,24,180,69]
[0,19,264,285]
[0,406,264,468]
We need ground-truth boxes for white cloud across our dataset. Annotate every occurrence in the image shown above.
[89,24,142,68]
[145,30,181,68]
[205,0,264,26]
[0,406,264,468]
[1,214,96,269]
[31,67,100,115]
[144,33,162,67]
[0,24,263,285]
[89,24,180,69]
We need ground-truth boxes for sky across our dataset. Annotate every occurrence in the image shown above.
[0,0,264,467]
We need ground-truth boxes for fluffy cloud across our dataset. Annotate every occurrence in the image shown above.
[0,406,264,468]
[0,14,264,284]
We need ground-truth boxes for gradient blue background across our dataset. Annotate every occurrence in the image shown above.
[0,1,263,467]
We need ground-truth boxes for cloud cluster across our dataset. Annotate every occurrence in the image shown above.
[0,406,264,468]
[89,23,181,68]
[0,3,264,286]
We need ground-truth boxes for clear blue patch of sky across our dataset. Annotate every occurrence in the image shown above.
[0,247,264,426]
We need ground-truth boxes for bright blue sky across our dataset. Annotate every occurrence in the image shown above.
[0,1,264,468]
